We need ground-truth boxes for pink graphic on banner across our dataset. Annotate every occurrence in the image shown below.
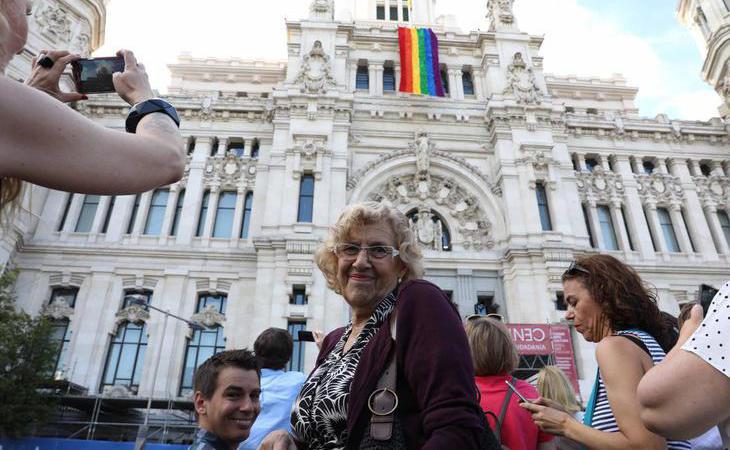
[505,324,580,393]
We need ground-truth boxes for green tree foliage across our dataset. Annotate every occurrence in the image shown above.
[0,270,58,437]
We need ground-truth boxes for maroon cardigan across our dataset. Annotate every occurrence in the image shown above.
[313,279,484,449]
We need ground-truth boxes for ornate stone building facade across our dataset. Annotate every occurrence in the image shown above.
[4,0,730,422]
[678,0,730,116]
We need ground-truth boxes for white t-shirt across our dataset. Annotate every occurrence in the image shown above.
[682,281,730,450]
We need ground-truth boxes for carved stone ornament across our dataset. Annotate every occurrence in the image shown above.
[289,135,331,180]
[35,1,72,44]
[295,41,336,94]
[102,384,134,398]
[204,153,256,190]
[503,53,543,105]
[42,297,74,320]
[309,0,335,20]
[70,29,91,57]
[115,304,150,327]
[199,97,215,121]
[635,173,685,206]
[575,168,626,205]
[694,175,730,210]
[516,145,557,179]
[368,174,494,251]
[191,304,226,328]
[720,61,730,107]
[409,132,435,176]
[487,0,515,31]
[409,208,446,251]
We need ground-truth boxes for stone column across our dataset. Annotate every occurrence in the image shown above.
[176,137,212,245]
[158,186,180,244]
[202,186,221,240]
[368,64,378,96]
[472,68,485,100]
[230,187,246,244]
[455,269,474,318]
[600,156,611,171]
[215,138,228,156]
[645,203,667,254]
[131,191,153,240]
[615,156,655,259]
[61,194,84,233]
[448,68,460,100]
[668,158,717,259]
[704,205,730,255]
[374,64,384,96]
[669,204,693,253]
[688,159,702,177]
[454,69,465,100]
[657,158,668,175]
[349,63,358,92]
[630,157,641,174]
[384,0,390,19]
[610,201,632,252]
[90,196,112,235]
[586,200,604,250]
[395,66,401,93]
[576,154,587,172]
[105,195,136,242]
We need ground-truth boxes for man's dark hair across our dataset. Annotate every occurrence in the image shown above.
[193,349,259,399]
[254,328,293,370]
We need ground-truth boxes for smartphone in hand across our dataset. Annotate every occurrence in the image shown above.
[698,284,719,317]
[71,56,125,94]
[505,379,532,404]
[298,330,316,342]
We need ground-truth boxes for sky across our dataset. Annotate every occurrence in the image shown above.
[97,0,719,120]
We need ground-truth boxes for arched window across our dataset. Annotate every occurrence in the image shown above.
[406,209,451,251]
[179,293,227,396]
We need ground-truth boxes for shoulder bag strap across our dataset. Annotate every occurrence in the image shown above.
[368,308,399,441]
[492,378,514,442]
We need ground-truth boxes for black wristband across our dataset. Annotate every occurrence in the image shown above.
[125,98,181,134]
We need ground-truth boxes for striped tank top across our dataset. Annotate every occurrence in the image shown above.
[590,329,691,450]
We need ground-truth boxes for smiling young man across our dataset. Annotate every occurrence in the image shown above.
[190,349,261,450]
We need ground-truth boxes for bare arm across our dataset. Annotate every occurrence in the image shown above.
[523,337,666,450]
[638,304,730,439]
[0,50,184,195]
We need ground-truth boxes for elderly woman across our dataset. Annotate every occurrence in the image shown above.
[466,317,555,450]
[521,255,690,450]
[1,0,184,214]
[261,202,492,449]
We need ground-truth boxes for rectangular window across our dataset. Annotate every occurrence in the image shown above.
[356,64,369,90]
[297,175,315,223]
[383,66,396,92]
[535,183,552,231]
[250,139,260,159]
[555,292,567,311]
[75,195,100,233]
[441,66,449,94]
[241,192,254,239]
[642,160,655,174]
[143,189,169,236]
[126,194,141,234]
[196,191,210,237]
[719,210,730,249]
[376,5,385,20]
[212,191,237,238]
[389,5,398,20]
[476,295,499,315]
[101,196,115,234]
[462,71,475,96]
[49,320,71,378]
[187,137,196,155]
[657,207,680,252]
[170,190,185,237]
[585,158,599,172]
[287,321,306,372]
[291,285,308,305]
[101,322,147,390]
[597,205,619,250]
[179,294,227,396]
[228,140,245,157]
[402,7,409,21]
[582,204,596,248]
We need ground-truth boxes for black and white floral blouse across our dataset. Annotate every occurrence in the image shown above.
[291,292,396,450]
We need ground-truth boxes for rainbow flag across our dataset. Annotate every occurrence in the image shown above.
[398,27,445,97]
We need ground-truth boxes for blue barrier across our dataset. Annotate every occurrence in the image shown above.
[0,438,188,450]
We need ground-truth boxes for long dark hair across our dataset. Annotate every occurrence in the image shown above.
[563,254,678,353]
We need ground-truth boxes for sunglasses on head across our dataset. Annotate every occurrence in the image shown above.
[465,313,504,323]
[563,260,590,277]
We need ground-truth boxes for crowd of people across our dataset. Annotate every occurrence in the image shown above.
[2,1,729,449]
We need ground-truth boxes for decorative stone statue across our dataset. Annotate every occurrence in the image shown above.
[487,0,516,31]
[720,61,730,106]
[503,52,543,105]
[295,41,336,94]
[310,0,335,21]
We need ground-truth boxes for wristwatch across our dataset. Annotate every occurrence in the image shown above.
[125,98,181,133]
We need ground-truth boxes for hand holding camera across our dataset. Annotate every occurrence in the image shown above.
[26,50,86,103]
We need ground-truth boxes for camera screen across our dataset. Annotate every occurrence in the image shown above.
[73,57,125,94]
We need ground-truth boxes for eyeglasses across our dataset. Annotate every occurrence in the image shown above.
[563,261,590,277]
[332,243,400,260]
[465,313,504,323]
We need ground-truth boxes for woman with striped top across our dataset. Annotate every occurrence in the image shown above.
[521,255,691,450]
